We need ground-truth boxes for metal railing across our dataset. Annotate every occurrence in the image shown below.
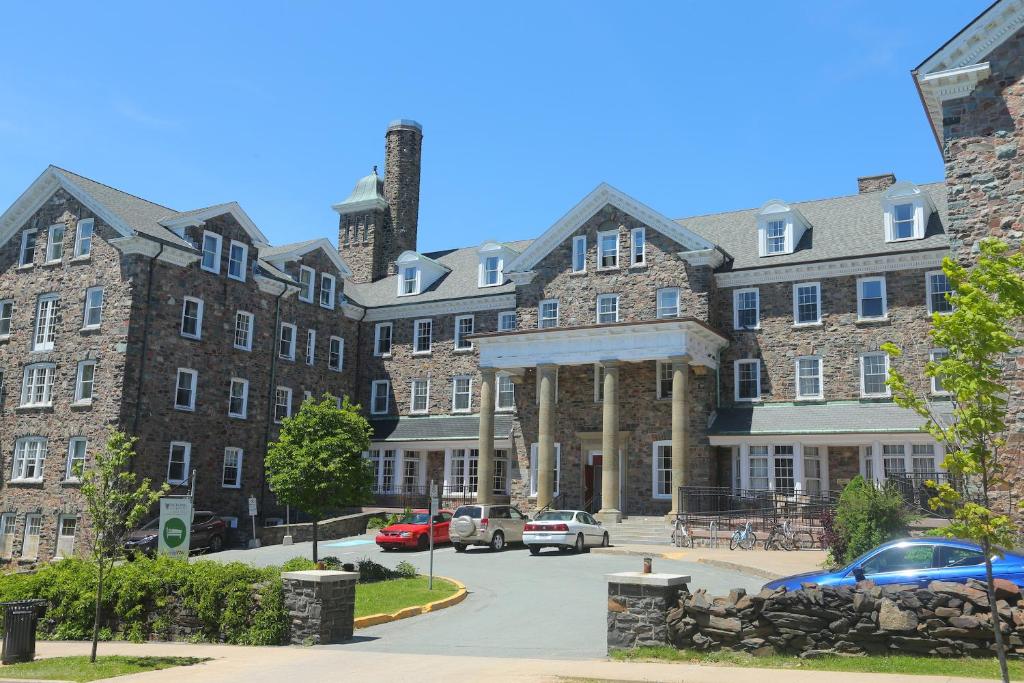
[370,484,502,511]
[675,485,839,537]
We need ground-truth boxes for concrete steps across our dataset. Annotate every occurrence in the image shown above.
[607,516,675,546]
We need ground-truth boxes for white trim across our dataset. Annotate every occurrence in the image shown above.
[451,375,473,414]
[361,293,516,322]
[45,223,65,263]
[19,229,37,266]
[930,348,950,395]
[529,442,561,497]
[20,363,55,407]
[233,310,254,351]
[712,432,941,448]
[597,229,619,270]
[572,234,587,273]
[73,359,96,404]
[859,352,891,398]
[413,318,433,355]
[538,298,559,329]
[200,231,223,274]
[478,253,503,288]
[656,287,680,319]
[410,377,431,415]
[319,273,336,309]
[10,436,46,483]
[734,358,761,402]
[0,299,13,338]
[56,515,79,557]
[792,281,821,326]
[167,441,191,485]
[714,249,947,288]
[733,288,760,330]
[656,360,673,400]
[756,200,811,258]
[794,355,823,401]
[596,293,619,324]
[227,240,248,282]
[174,368,198,411]
[82,286,104,329]
[857,276,888,321]
[162,201,270,248]
[279,322,297,360]
[73,218,93,258]
[652,440,672,500]
[65,437,87,482]
[926,270,953,315]
[261,238,351,279]
[32,293,58,351]
[496,372,516,412]
[228,377,249,419]
[370,380,390,415]
[274,386,293,423]
[298,266,315,303]
[373,322,393,357]
[398,265,421,296]
[305,329,316,365]
[329,336,344,371]
[498,310,517,332]
[180,297,204,340]
[630,227,646,266]
[454,314,475,351]
[222,447,243,489]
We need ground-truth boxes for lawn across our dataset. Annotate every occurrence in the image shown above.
[355,576,458,618]
[0,656,206,681]
[611,647,1024,679]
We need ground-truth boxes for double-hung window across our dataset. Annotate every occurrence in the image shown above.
[630,228,645,265]
[66,438,87,481]
[733,288,759,330]
[452,376,472,413]
[19,229,37,266]
[528,443,561,497]
[274,386,292,423]
[927,271,953,314]
[46,224,64,262]
[401,267,418,295]
[410,378,429,414]
[298,266,315,303]
[764,219,786,255]
[572,235,586,273]
[857,276,887,320]
[413,319,432,354]
[0,300,12,337]
[538,299,559,329]
[201,231,222,274]
[279,322,296,360]
[167,442,191,484]
[496,373,515,411]
[482,256,501,286]
[892,203,915,240]
[930,349,949,395]
[454,315,474,350]
[227,241,248,281]
[73,219,93,258]
[228,378,248,418]
[320,273,336,309]
[56,516,78,560]
[657,288,680,318]
[748,445,770,490]
[596,294,619,324]
[498,311,516,332]
[734,359,761,401]
[21,363,55,407]
[370,380,390,415]
[234,311,254,351]
[653,441,672,499]
[33,294,59,351]
[795,356,822,400]
[374,323,392,356]
[12,437,46,482]
[222,448,243,488]
[329,336,343,371]
[175,368,198,411]
[305,329,316,365]
[82,287,103,329]
[74,360,96,403]
[860,352,890,397]
[598,230,619,269]
[657,361,673,399]
[792,282,820,325]
[180,297,203,339]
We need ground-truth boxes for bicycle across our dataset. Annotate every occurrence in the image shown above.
[671,518,693,548]
[764,520,790,551]
[729,521,757,550]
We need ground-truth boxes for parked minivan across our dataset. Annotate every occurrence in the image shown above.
[449,504,529,552]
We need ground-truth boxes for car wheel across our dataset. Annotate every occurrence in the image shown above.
[602,532,610,547]
[574,534,585,553]
[453,543,465,553]
[417,534,429,551]
[529,545,541,556]
[490,531,506,552]
[209,535,224,553]
[379,545,390,552]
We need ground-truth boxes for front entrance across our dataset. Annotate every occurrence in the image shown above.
[584,451,602,513]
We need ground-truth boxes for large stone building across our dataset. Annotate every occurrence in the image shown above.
[1,1,1021,560]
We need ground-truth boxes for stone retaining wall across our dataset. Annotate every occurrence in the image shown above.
[282,570,357,645]
[257,511,377,546]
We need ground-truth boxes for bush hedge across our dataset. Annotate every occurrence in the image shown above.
[834,475,909,564]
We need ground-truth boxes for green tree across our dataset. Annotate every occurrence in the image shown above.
[79,429,168,663]
[883,238,1024,683]
[834,475,908,563]
[265,394,374,562]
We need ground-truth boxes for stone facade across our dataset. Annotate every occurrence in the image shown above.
[607,572,691,650]
[282,570,357,645]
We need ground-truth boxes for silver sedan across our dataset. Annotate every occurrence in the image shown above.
[523,510,610,555]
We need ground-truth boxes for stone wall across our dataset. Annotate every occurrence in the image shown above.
[282,570,357,645]
[257,511,376,546]
[608,572,691,650]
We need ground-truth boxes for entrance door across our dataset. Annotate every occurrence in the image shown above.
[586,451,603,513]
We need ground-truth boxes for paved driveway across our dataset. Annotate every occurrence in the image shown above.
[208,533,765,660]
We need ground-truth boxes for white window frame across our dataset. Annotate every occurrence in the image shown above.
[529,442,561,497]
[73,219,93,258]
[228,377,249,419]
[21,363,55,407]
[222,447,243,488]
[930,348,950,395]
[792,281,821,326]
[274,386,293,423]
[857,276,888,321]
[370,380,390,415]
[734,359,761,402]
[496,372,515,412]
[319,273,336,309]
[200,231,223,274]
[0,299,12,338]
[597,230,619,270]
[66,437,87,481]
[926,270,954,315]
[0,513,14,559]
[413,318,432,355]
[305,329,316,365]
[233,311,254,351]
[374,323,393,357]
[479,255,502,287]
[180,297,204,340]
[328,336,344,371]
[74,360,96,404]
[55,515,78,558]
[82,286,103,329]
[174,368,198,411]
[19,229,37,266]
[498,311,517,332]
[11,437,47,482]
[657,288,680,319]
[763,218,787,255]
[279,322,296,360]
[733,288,760,330]
[630,227,645,266]
[885,202,923,242]
[298,266,315,303]
[596,294,619,324]
[451,375,472,413]
[22,514,42,560]
[46,223,65,263]
[167,441,191,485]
[652,440,672,499]
[33,294,59,351]
[399,266,420,296]
[656,361,673,400]
[860,352,891,398]
[538,299,559,329]
[861,441,944,484]
[572,235,587,273]
[795,356,823,400]
[227,240,248,282]
[410,378,430,414]
[454,314,474,351]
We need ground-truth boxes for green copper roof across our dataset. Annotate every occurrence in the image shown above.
[333,169,387,214]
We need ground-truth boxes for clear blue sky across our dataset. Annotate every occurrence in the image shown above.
[0,2,986,253]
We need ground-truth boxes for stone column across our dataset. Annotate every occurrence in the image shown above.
[668,355,690,518]
[282,570,358,645]
[598,361,621,523]
[536,364,557,509]
[606,571,691,652]
[476,367,496,505]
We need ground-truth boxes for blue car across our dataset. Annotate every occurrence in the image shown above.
[763,537,1024,591]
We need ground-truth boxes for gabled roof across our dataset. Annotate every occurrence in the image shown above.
[259,237,352,279]
[160,202,269,247]
[505,183,718,274]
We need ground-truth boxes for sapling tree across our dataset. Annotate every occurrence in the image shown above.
[79,428,168,663]
[265,394,374,562]
[883,238,1024,683]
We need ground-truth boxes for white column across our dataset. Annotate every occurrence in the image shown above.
[793,443,805,495]
[740,443,751,491]
[872,440,884,485]
[822,446,831,494]
[394,448,404,494]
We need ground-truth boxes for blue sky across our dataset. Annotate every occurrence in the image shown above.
[0,2,986,253]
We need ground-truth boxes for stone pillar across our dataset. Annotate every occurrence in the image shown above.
[282,570,357,645]
[536,364,557,509]
[668,356,690,518]
[598,361,621,523]
[476,367,496,505]
[606,571,690,652]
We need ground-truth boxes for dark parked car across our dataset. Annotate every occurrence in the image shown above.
[763,537,1024,591]
[124,511,228,557]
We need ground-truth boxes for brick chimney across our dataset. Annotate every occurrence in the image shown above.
[857,173,897,194]
[383,120,423,261]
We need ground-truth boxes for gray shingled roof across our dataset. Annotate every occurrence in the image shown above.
[346,239,532,308]
[260,239,324,259]
[679,182,949,271]
[369,414,516,442]
[709,401,954,437]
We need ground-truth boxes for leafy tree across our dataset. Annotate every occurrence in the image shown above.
[883,238,1024,683]
[265,394,374,562]
[79,429,168,663]
[834,475,908,563]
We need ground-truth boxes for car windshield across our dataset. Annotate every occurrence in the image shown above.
[453,506,482,519]
[397,513,431,525]
[536,511,574,521]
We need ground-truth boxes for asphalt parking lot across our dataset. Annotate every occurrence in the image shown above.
[208,532,766,659]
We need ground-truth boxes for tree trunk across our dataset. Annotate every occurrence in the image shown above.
[982,540,1010,683]
[90,559,103,664]
[312,519,319,564]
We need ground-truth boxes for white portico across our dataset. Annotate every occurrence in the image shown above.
[472,318,728,522]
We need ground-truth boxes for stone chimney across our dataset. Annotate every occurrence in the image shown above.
[857,173,897,194]
[383,120,423,260]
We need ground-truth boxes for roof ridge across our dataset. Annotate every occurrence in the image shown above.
[50,165,179,214]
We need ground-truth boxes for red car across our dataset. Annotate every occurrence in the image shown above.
[376,509,452,551]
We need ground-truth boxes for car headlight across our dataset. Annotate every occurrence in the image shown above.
[399,531,412,538]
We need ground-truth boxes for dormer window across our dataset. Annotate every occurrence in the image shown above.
[401,267,419,295]
[395,250,451,297]
[482,256,501,286]
[477,241,519,288]
[882,182,933,243]
[756,200,809,258]
[765,219,786,255]
[892,204,915,240]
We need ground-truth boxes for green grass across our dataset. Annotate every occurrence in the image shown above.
[611,646,1024,679]
[0,656,206,681]
[355,576,458,618]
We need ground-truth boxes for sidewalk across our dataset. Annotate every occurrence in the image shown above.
[592,544,827,579]
[15,641,997,683]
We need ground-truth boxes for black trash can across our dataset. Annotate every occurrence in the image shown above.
[1,599,47,664]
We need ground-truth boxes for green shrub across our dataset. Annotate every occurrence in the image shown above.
[394,561,417,578]
[835,476,909,564]
[281,557,316,572]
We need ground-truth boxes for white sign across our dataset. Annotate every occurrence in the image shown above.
[158,497,192,559]
[430,482,438,498]
[248,496,258,517]
[430,497,439,516]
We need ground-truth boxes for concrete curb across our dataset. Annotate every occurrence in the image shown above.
[591,546,784,580]
[353,576,467,629]
[697,558,782,580]
[591,546,687,561]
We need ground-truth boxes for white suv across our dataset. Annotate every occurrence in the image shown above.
[449,504,529,552]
